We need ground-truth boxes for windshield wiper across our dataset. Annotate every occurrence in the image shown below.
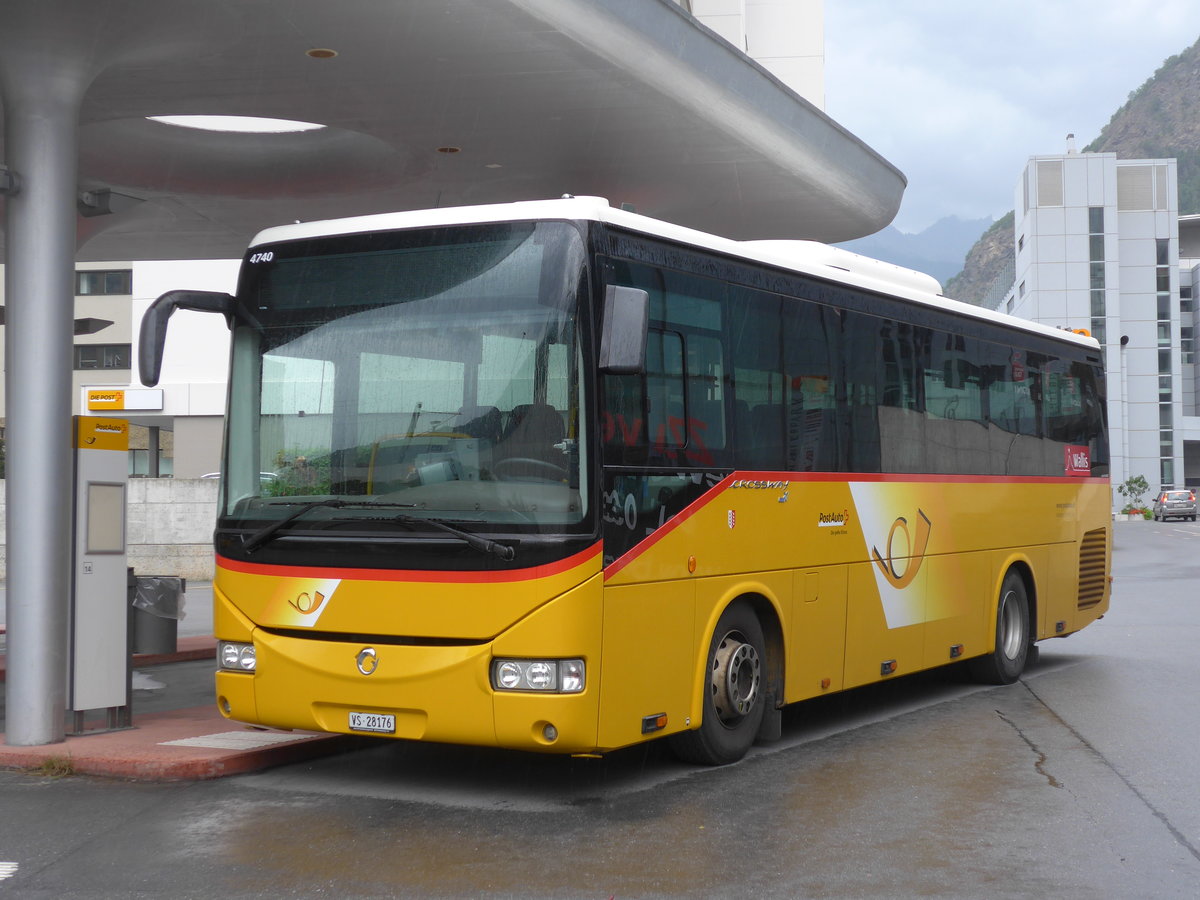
[392,514,515,561]
[240,500,515,561]
[241,499,415,554]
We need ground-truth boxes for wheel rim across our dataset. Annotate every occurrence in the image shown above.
[999,588,1024,660]
[710,631,761,726]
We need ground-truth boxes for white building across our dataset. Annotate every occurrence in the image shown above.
[1007,145,1200,498]
[1179,214,1200,484]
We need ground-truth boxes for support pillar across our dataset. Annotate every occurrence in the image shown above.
[1,54,95,746]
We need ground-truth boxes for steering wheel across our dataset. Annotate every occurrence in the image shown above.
[493,457,569,481]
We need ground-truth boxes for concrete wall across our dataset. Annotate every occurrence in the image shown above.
[0,478,218,582]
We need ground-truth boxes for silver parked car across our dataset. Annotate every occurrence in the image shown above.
[1152,489,1197,521]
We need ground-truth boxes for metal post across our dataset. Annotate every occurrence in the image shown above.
[148,425,161,477]
[1,56,94,745]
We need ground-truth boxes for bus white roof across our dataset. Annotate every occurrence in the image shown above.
[250,197,1099,351]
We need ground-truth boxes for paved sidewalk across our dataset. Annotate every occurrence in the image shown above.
[0,582,356,780]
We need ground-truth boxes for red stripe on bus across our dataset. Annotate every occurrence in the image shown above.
[718,471,1109,486]
[604,473,738,580]
[602,470,1108,580]
[217,541,602,584]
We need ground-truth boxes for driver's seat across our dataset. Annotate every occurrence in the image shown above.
[497,403,566,470]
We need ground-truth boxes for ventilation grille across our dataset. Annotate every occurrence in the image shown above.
[1077,527,1108,609]
[1036,160,1064,206]
[1117,165,1153,210]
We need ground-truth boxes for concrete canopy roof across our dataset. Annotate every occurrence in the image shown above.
[1,0,904,261]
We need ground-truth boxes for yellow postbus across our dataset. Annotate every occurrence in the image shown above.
[140,197,1110,765]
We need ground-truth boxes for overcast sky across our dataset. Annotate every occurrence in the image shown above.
[824,2,1197,233]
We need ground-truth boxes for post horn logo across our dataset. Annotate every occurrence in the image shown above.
[356,647,379,676]
[289,590,325,613]
[872,509,932,589]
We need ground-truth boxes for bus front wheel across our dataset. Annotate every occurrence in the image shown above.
[970,569,1030,685]
[669,602,766,766]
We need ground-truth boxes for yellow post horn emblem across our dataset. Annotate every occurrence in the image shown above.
[872,509,932,589]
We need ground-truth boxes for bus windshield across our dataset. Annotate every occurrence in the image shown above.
[221,221,589,546]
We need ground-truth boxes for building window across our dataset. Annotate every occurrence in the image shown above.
[1161,459,1174,486]
[1018,235,1025,253]
[1088,207,1104,233]
[73,343,131,370]
[1159,349,1172,374]
[1089,235,1104,261]
[1182,326,1194,364]
[1090,263,1105,290]
[76,269,132,296]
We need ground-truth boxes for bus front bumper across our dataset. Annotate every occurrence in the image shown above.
[215,630,603,755]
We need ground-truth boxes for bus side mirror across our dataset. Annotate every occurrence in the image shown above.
[599,285,648,375]
[139,290,235,386]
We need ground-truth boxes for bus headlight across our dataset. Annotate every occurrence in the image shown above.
[491,658,584,693]
[218,641,256,672]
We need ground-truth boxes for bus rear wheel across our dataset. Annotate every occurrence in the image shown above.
[669,602,766,766]
[969,569,1030,685]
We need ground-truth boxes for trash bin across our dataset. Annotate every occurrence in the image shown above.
[132,576,186,654]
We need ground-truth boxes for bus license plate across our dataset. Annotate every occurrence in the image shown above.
[349,711,395,734]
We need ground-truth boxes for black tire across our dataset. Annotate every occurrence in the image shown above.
[669,602,766,766]
[969,569,1031,685]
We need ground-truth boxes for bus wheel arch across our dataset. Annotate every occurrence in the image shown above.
[970,563,1035,685]
[669,594,783,766]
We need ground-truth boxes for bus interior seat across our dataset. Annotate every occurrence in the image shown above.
[454,405,502,444]
[498,403,566,464]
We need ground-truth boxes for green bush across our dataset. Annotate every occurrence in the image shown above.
[1116,474,1150,513]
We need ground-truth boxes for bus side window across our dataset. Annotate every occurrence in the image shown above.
[781,297,837,472]
[728,286,784,470]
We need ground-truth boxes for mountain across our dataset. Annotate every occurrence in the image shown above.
[943,213,1013,304]
[945,34,1200,306]
[835,216,993,285]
